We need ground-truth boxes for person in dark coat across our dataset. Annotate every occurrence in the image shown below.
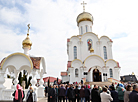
[74,86,80,102]
[67,84,75,102]
[85,85,90,102]
[12,84,25,102]
[129,84,138,102]
[110,85,119,102]
[47,85,51,102]
[58,84,66,102]
[91,85,101,102]
[80,86,85,102]
[65,85,69,102]
[49,85,56,102]
[55,85,59,102]
[45,85,48,97]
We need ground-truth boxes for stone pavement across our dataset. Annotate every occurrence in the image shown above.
[38,97,47,102]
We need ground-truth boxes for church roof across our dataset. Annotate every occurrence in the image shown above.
[67,61,72,70]
[61,72,67,76]
[30,57,41,69]
[42,77,61,82]
[116,61,121,68]
[67,38,70,42]
[0,56,43,70]
[77,12,93,26]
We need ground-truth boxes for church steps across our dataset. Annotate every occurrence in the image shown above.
[84,82,112,87]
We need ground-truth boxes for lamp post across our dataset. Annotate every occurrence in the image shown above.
[68,73,70,84]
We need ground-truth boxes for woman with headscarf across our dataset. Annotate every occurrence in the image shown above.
[12,84,25,102]
[117,84,125,102]
[26,86,37,102]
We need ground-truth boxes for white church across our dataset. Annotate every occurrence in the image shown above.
[61,2,121,84]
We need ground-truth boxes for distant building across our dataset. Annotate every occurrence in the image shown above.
[37,77,61,86]
[120,72,138,83]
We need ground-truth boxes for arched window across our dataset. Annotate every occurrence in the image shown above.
[86,25,88,32]
[109,69,113,78]
[103,46,107,59]
[74,46,77,59]
[75,68,78,77]
[81,26,83,35]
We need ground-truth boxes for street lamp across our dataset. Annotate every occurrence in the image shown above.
[68,72,70,83]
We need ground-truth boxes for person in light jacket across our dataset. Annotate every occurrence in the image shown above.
[100,87,113,102]
[26,87,37,102]
[124,85,132,102]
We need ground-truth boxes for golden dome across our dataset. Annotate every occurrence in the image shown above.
[132,72,135,75]
[22,34,32,49]
[77,12,93,26]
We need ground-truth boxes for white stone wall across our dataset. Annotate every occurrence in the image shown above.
[69,33,113,62]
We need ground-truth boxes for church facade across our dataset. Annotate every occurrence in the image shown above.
[61,3,121,84]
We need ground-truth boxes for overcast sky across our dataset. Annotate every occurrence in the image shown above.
[0,0,138,79]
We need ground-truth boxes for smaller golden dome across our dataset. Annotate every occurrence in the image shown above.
[77,12,93,26]
[22,34,32,49]
[132,72,135,75]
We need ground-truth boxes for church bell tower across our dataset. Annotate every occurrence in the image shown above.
[76,1,94,35]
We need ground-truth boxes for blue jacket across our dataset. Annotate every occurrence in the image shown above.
[129,90,138,102]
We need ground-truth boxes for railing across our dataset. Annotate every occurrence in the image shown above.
[1,89,29,101]
[2,89,14,101]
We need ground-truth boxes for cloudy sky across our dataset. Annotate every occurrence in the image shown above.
[0,0,138,79]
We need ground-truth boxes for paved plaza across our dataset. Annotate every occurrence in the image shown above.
[38,98,47,102]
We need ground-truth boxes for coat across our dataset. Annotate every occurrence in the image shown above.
[100,92,113,102]
[49,88,56,98]
[85,88,90,97]
[124,91,131,102]
[110,90,119,102]
[12,90,25,102]
[80,88,85,98]
[91,88,101,102]
[74,88,80,98]
[129,90,138,102]
[26,90,37,102]
[117,86,125,101]
[67,87,75,99]
[58,87,66,96]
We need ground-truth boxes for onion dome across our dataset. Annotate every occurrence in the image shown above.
[22,34,32,50]
[77,12,93,26]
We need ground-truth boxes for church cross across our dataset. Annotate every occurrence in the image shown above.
[27,24,30,34]
[81,1,87,12]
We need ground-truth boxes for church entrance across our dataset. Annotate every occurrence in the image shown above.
[93,69,102,82]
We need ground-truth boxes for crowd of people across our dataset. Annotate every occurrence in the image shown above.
[45,83,138,102]
[12,82,138,102]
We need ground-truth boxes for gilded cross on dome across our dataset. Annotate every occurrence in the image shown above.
[81,1,87,12]
[27,24,30,35]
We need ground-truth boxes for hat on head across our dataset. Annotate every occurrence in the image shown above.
[119,84,124,88]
